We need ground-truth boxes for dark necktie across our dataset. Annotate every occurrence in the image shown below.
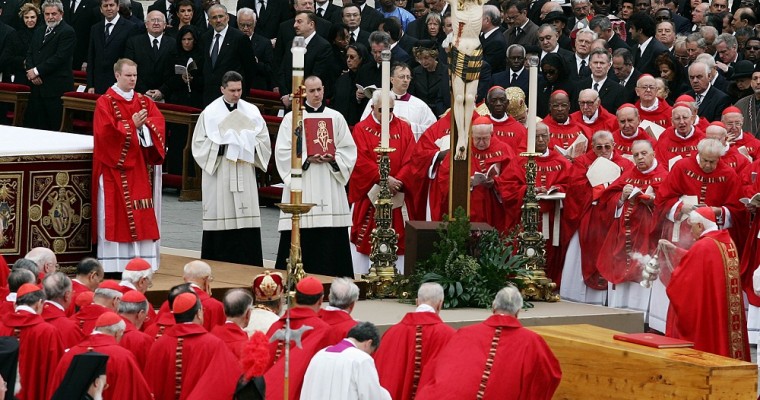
[258,0,266,14]
[153,38,159,56]
[515,27,522,36]
[512,72,518,84]
[317,7,324,16]
[695,93,703,107]
[70,0,77,12]
[593,82,599,92]
[579,59,590,77]
[350,31,355,44]
[211,33,220,67]
[104,22,113,41]
[43,26,53,43]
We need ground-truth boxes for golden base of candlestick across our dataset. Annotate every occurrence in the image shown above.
[276,200,316,289]
[363,146,399,299]
[517,152,559,302]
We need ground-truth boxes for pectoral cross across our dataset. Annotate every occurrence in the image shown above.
[314,201,328,211]
[238,204,249,213]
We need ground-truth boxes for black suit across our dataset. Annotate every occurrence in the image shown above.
[348,27,370,47]
[491,68,529,96]
[396,33,417,57]
[147,0,178,27]
[130,0,144,21]
[480,30,507,74]
[64,0,101,70]
[618,69,641,104]
[201,26,256,106]
[527,0,547,25]
[405,18,426,40]
[580,77,625,114]
[88,17,140,93]
[273,17,331,74]
[359,4,382,32]
[0,20,23,82]
[124,34,177,93]
[278,34,334,96]
[687,85,732,122]
[25,20,76,130]
[249,33,274,90]
[673,13,692,34]
[0,0,21,29]
[193,12,237,33]
[315,3,341,22]
[607,33,630,51]
[713,74,729,93]
[633,37,669,76]
[239,0,292,39]
[391,44,411,64]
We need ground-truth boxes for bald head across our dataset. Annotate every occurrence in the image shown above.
[705,124,728,144]
[183,260,212,280]
[25,247,57,275]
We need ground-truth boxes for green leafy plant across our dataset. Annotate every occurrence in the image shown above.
[400,207,530,308]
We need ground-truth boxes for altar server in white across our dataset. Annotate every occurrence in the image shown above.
[192,71,271,266]
[275,75,357,277]
[300,321,391,400]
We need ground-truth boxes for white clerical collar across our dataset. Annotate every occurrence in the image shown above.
[538,149,550,157]
[700,226,718,236]
[415,304,436,313]
[556,117,570,126]
[111,84,134,100]
[620,128,638,140]
[304,30,316,45]
[641,158,659,174]
[676,126,695,139]
[583,109,599,124]
[324,305,350,313]
[45,300,65,311]
[371,113,394,124]
[482,26,499,39]
[120,281,137,290]
[490,113,508,122]
[5,293,16,303]
[640,97,659,112]
[305,101,322,110]
[15,305,36,314]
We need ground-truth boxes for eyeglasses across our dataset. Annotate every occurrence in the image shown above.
[393,75,412,80]
[148,18,165,23]
[594,144,613,150]
[637,85,656,91]
[579,101,597,106]
[238,22,254,28]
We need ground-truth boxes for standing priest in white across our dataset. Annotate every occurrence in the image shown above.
[275,75,357,277]
[300,321,391,400]
[192,71,271,266]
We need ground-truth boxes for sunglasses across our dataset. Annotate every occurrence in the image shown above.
[594,144,613,150]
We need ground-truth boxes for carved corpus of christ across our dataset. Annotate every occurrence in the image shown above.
[448,0,484,160]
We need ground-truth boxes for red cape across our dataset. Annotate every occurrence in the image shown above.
[349,116,415,254]
[50,334,152,400]
[144,300,176,340]
[666,230,751,361]
[318,308,358,344]
[210,321,249,361]
[373,312,455,400]
[490,114,528,153]
[405,117,451,221]
[734,132,760,161]
[66,279,92,316]
[635,98,673,128]
[612,128,656,155]
[264,307,333,400]
[0,310,64,400]
[41,301,85,348]
[69,303,110,335]
[192,286,226,332]
[92,89,165,243]
[415,314,561,400]
[597,163,668,283]
[144,323,242,400]
[0,256,8,299]
[120,318,154,369]
[569,107,617,136]
[542,115,592,152]
[739,160,760,306]
[653,127,705,170]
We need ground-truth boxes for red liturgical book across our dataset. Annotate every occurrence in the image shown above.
[613,333,695,349]
[304,118,335,157]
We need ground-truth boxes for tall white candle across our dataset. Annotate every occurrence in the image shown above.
[527,60,538,153]
[292,37,306,70]
[380,50,391,148]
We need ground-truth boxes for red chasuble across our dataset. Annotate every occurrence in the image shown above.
[597,164,668,283]
[564,152,634,289]
[0,256,8,300]
[569,108,617,137]
[120,318,154,369]
[50,334,153,400]
[66,280,92,316]
[656,156,745,249]
[349,116,415,255]
[145,323,242,400]
[497,151,572,282]
[211,321,249,362]
[41,301,85,348]
[436,139,513,231]
[542,115,592,152]
[635,99,673,128]
[0,310,64,400]
[490,114,528,153]
[739,160,760,307]
[612,128,657,156]
[654,127,705,169]
[264,307,333,400]
[318,308,358,345]
[405,117,451,221]
[666,230,750,361]
[69,303,110,335]
[192,286,226,332]
[722,146,750,174]
[92,89,165,243]
[143,303,175,340]
[734,132,760,161]
[415,314,561,400]
[373,312,455,400]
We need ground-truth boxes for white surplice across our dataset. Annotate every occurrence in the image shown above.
[360,94,437,141]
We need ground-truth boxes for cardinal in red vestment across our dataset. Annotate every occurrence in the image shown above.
[723,107,760,161]
[705,122,749,174]
[739,159,760,329]
[349,96,415,273]
[264,277,333,400]
[562,131,633,300]
[66,257,102,317]
[659,208,751,361]
[70,279,122,335]
[497,122,572,283]
[50,312,153,400]
[92,59,165,271]
[543,91,592,159]
[654,103,705,169]
[436,117,514,232]
[41,274,85,348]
[318,278,359,344]
[635,75,672,128]
[0,284,64,400]
[184,260,226,332]
[117,290,155,369]
[118,258,158,332]
[486,86,528,153]
[613,104,657,156]
[144,292,242,400]
[211,289,254,362]
[416,285,561,400]
[373,283,455,400]
[570,89,617,136]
